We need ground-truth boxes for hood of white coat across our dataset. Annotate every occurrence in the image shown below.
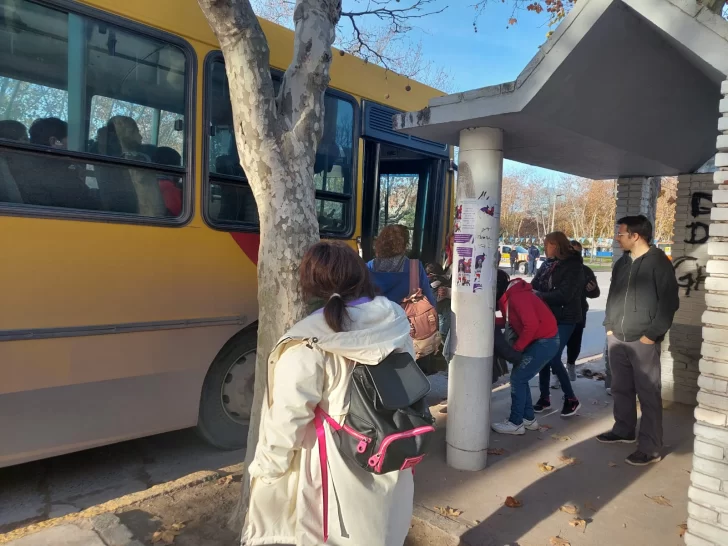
[283,296,413,365]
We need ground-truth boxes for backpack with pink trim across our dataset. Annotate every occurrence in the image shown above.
[315,351,435,474]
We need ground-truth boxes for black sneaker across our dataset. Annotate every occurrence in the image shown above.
[625,451,662,466]
[596,431,636,444]
[533,397,551,413]
[561,397,581,417]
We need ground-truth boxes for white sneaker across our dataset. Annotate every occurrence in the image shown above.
[568,363,577,381]
[606,388,612,396]
[492,420,526,435]
[523,418,539,431]
[550,375,560,389]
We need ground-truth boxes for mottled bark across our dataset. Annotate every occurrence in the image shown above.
[197,0,341,533]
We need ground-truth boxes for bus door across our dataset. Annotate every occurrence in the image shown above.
[360,101,450,264]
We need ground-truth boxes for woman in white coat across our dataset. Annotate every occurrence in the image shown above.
[242,242,416,546]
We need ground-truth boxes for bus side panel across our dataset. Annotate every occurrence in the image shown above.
[0,324,241,468]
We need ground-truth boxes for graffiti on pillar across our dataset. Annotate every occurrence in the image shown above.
[673,256,706,297]
[674,190,712,296]
[690,192,712,218]
[685,222,709,245]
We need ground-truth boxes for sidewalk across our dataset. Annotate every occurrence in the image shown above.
[3,359,695,546]
[414,359,695,545]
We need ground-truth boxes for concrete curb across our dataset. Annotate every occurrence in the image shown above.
[0,467,238,544]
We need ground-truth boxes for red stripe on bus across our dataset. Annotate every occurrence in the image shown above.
[230,232,260,265]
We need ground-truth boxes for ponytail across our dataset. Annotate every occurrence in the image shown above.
[323,293,350,333]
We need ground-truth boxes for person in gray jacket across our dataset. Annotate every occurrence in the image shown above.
[597,215,679,466]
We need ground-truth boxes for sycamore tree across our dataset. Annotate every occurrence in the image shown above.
[195,0,446,529]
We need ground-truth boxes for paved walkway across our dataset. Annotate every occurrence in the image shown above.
[416,360,694,546]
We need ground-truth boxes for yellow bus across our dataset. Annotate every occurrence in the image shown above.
[0,0,453,467]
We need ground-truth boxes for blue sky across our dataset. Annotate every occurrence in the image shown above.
[378,1,567,181]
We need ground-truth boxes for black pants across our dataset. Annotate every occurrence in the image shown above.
[607,336,663,454]
[566,322,585,364]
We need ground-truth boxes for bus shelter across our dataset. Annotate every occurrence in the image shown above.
[396,0,728,543]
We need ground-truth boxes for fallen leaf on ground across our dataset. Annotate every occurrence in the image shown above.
[678,523,688,537]
[551,434,572,442]
[538,462,555,473]
[591,399,600,405]
[505,496,522,508]
[593,372,606,381]
[488,448,506,455]
[538,424,553,432]
[569,518,587,531]
[645,494,672,507]
[559,504,580,515]
[559,455,579,466]
[217,475,234,485]
[608,462,618,468]
[151,523,185,545]
[549,537,571,546]
[434,506,463,518]
[585,501,597,512]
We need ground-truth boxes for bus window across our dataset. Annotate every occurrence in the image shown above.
[0,0,189,219]
[205,58,355,235]
[89,97,184,162]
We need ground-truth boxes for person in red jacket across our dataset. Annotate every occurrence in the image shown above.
[492,271,560,435]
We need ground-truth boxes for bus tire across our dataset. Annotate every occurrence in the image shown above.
[518,261,528,275]
[196,330,257,450]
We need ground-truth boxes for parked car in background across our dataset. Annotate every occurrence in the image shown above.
[499,245,531,274]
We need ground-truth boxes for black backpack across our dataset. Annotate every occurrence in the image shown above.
[315,351,435,474]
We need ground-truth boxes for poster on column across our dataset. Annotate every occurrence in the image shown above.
[455,245,473,291]
[473,245,489,293]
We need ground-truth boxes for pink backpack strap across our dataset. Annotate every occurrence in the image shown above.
[314,408,342,543]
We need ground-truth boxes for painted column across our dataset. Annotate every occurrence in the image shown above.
[686,79,728,546]
[447,127,503,471]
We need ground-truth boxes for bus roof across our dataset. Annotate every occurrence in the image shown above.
[79,0,445,112]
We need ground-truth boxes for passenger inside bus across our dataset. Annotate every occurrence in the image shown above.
[0,120,29,142]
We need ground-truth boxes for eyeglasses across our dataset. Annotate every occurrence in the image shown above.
[615,233,630,238]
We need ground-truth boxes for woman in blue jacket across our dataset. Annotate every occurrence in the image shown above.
[367,225,437,373]
[367,225,436,307]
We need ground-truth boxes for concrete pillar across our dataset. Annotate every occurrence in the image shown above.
[447,127,503,471]
[613,177,660,261]
[661,174,713,406]
[686,79,728,546]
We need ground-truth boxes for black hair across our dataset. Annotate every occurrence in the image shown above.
[29,117,67,146]
[154,146,182,166]
[496,269,510,301]
[617,214,653,243]
[0,120,28,141]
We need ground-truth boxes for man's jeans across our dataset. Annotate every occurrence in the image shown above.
[608,336,663,454]
[539,323,577,400]
[509,335,560,425]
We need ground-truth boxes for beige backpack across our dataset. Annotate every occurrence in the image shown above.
[401,259,441,359]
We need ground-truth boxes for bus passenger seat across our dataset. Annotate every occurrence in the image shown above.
[0,156,23,204]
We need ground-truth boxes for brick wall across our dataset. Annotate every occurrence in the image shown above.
[662,174,713,405]
[613,177,659,261]
[685,78,728,546]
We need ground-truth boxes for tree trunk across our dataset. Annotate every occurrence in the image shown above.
[196,0,341,534]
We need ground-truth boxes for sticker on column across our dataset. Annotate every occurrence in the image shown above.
[473,252,484,293]
[455,245,473,291]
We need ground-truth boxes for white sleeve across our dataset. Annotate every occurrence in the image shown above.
[248,343,325,480]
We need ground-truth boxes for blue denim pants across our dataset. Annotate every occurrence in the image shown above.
[509,335,560,425]
[538,323,577,400]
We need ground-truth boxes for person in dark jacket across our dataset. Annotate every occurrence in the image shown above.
[509,248,518,275]
[492,271,559,435]
[531,231,584,417]
[562,240,601,381]
[597,215,679,467]
[527,244,539,276]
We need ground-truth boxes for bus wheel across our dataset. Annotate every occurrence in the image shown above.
[518,262,528,275]
[196,331,256,450]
